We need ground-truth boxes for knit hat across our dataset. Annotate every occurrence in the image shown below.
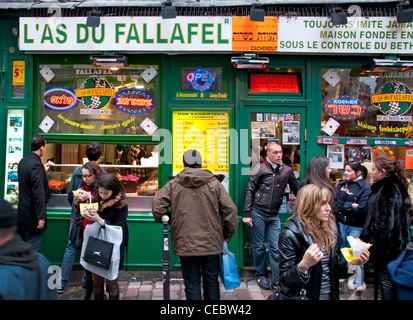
[183,149,202,168]
[0,199,17,228]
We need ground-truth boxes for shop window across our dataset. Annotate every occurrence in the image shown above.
[321,68,413,139]
[248,68,303,96]
[321,68,413,184]
[37,64,159,135]
[45,143,158,212]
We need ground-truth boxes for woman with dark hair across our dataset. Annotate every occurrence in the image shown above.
[297,155,334,196]
[279,184,369,300]
[333,162,371,299]
[361,157,412,300]
[82,173,129,300]
[334,162,371,244]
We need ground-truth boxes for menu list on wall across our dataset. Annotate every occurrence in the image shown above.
[173,111,230,191]
[4,109,25,205]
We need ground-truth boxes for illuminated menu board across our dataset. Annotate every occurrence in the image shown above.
[250,74,300,93]
[173,110,230,189]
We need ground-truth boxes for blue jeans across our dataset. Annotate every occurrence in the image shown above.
[180,255,221,300]
[60,219,77,288]
[60,220,89,289]
[339,222,364,285]
[20,232,42,252]
[250,210,281,285]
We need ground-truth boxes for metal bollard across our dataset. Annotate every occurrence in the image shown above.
[162,215,170,300]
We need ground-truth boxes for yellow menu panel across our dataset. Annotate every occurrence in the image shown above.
[173,111,229,173]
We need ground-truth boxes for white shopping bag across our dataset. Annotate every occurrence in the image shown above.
[80,222,123,281]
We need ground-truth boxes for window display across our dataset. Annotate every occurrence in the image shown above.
[44,143,158,212]
[37,64,159,135]
[321,68,413,139]
[321,68,413,184]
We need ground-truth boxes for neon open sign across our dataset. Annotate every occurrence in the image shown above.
[186,69,215,91]
[115,90,154,114]
[44,88,77,111]
[323,95,366,121]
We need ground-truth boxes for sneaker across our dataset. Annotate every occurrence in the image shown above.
[257,277,270,290]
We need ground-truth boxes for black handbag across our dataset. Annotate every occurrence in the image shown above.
[267,286,309,301]
[69,218,83,250]
[82,227,114,270]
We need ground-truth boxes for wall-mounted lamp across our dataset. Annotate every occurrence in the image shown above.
[86,10,101,28]
[90,53,128,68]
[162,1,176,19]
[396,2,413,23]
[250,3,265,22]
[367,57,413,72]
[231,53,269,69]
[330,7,348,26]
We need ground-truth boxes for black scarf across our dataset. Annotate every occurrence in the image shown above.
[0,236,39,270]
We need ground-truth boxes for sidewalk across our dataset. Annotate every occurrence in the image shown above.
[57,270,376,300]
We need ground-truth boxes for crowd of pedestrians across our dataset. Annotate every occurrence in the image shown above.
[0,136,412,300]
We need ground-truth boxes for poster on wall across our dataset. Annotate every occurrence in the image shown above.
[327,144,345,169]
[4,109,24,206]
[173,111,230,191]
[282,121,300,145]
[251,122,276,139]
[348,146,373,163]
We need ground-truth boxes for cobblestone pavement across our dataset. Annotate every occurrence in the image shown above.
[57,270,376,300]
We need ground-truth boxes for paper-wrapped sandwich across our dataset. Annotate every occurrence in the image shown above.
[340,236,372,263]
[79,202,98,217]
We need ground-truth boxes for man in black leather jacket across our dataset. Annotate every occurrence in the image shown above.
[243,142,298,290]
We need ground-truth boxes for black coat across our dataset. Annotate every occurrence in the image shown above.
[360,174,411,271]
[98,204,129,269]
[17,152,51,235]
[279,216,348,300]
[244,162,298,217]
[333,178,371,227]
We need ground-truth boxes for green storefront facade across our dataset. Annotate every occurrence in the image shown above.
[1,3,413,272]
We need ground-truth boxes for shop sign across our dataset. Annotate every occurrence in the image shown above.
[186,69,215,92]
[375,140,397,145]
[404,140,413,146]
[44,88,77,111]
[115,90,154,114]
[346,139,367,145]
[19,16,413,54]
[371,81,413,116]
[250,74,299,93]
[323,95,366,120]
[317,138,338,145]
[12,60,25,86]
[75,76,115,110]
[377,115,412,122]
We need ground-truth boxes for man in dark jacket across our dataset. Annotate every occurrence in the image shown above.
[17,135,51,251]
[0,198,56,300]
[152,149,238,300]
[243,142,298,290]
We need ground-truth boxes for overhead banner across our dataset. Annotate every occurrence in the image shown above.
[19,16,413,54]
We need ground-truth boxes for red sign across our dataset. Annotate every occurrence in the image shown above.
[115,90,154,114]
[250,74,299,93]
[323,95,366,121]
[44,88,77,111]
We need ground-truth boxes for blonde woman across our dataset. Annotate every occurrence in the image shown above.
[279,184,370,300]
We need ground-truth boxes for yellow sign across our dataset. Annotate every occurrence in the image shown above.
[371,93,413,103]
[12,60,25,86]
[232,17,278,52]
[75,87,115,97]
[173,111,229,173]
